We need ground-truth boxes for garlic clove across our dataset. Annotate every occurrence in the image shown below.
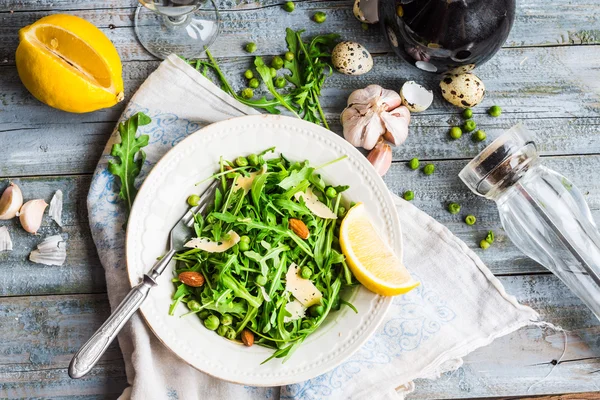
[347,85,382,106]
[19,199,48,234]
[400,81,434,112]
[381,106,410,146]
[362,114,386,150]
[0,183,24,220]
[367,140,392,176]
[380,88,403,110]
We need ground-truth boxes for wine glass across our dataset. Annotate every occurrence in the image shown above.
[135,0,220,60]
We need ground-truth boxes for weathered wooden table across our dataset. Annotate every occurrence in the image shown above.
[1,0,600,398]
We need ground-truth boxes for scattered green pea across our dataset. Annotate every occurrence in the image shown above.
[271,56,284,70]
[408,158,420,170]
[300,266,312,279]
[361,22,369,31]
[313,11,326,23]
[472,129,486,142]
[247,153,259,166]
[479,239,490,249]
[403,190,414,201]
[220,314,233,326]
[465,214,477,225]
[244,69,254,79]
[187,194,200,207]
[325,187,337,199]
[241,88,254,99]
[224,327,237,340]
[337,206,346,218]
[248,78,259,89]
[463,108,473,119]
[449,126,462,140]
[187,300,201,312]
[239,240,250,251]
[198,310,211,320]
[463,119,476,132]
[274,77,286,88]
[270,67,277,78]
[423,163,435,175]
[255,274,268,286]
[284,51,294,62]
[217,325,228,337]
[283,1,295,12]
[488,105,502,117]
[235,156,248,167]
[447,202,461,215]
[204,315,220,330]
[240,235,250,244]
[485,230,495,244]
[245,42,257,53]
[309,304,325,317]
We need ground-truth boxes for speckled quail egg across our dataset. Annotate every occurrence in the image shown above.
[439,73,485,108]
[332,41,373,76]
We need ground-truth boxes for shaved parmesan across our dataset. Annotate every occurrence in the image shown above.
[30,234,66,266]
[285,263,322,307]
[232,164,268,194]
[294,188,337,219]
[0,226,12,251]
[284,299,306,323]
[184,230,240,253]
[49,190,63,227]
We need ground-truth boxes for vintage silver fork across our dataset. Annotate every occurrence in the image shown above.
[69,180,219,379]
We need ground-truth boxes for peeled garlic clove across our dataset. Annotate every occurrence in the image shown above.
[367,140,392,176]
[19,199,48,234]
[0,183,24,220]
[381,106,410,146]
[400,81,434,112]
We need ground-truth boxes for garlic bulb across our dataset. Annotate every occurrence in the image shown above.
[19,199,48,234]
[30,234,67,266]
[341,84,411,150]
[0,183,24,220]
[367,140,392,176]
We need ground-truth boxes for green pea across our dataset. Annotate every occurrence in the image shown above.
[463,120,476,132]
[217,325,228,337]
[472,129,486,142]
[284,51,294,62]
[187,300,201,312]
[479,239,490,249]
[255,275,268,286]
[235,156,249,167]
[403,190,414,201]
[488,105,502,117]
[241,88,254,99]
[270,67,277,78]
[204,315,220,330]
[187,194,200,207]
[309,304,325,317]
[248,154,259,166]
[240,235,250,244]
[423,163,435,175]
[485,230,495,244]
[300,266,312,279]
[313,11,326,23]
[449,126,462,140]
[447,202,461,215]
[239,241,250,251]
[463,108,473,119]
[244,69,254,79]
[337,206,346,218]
[245,42,257,53]
[361,22,369,31]
[198,310,211,320]
[325,187,337,199]
[271,56,284,70]
[224,327,237,340]
[408,158,419,170]
[220,314,233,326]
[465,215,476,225]
[283,1,295,12]
[274,77,286,88]
[248,78,259,89]
[301,320,313,330]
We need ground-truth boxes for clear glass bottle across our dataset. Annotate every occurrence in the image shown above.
[460,124,600,320]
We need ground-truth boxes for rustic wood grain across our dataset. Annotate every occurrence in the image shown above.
[515,393,600,400]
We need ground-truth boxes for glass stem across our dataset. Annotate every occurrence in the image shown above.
[163,14,190,27]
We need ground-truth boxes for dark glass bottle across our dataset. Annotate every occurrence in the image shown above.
[377,0,515,73]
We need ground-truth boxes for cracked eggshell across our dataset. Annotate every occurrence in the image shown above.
[440,73,485,109]
[400,81,433,112]
[332,41,373,76]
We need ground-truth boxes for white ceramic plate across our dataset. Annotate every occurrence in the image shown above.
[126,114,401,386]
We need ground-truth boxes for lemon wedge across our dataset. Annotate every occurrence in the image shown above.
[16,14,124,113]
[340,203,419,296]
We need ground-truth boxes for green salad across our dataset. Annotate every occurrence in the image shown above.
[170,148,359,363]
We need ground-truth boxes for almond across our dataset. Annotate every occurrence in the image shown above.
[289,218,310,240]
[241,329,254,347]
[178,271,205,287]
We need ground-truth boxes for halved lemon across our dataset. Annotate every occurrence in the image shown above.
[340,203,420,296]
[16,14,124,113]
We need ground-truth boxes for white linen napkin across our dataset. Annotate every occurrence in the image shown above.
[87,55,539,400]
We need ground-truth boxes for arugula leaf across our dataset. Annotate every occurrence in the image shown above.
[108,112,151,210]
